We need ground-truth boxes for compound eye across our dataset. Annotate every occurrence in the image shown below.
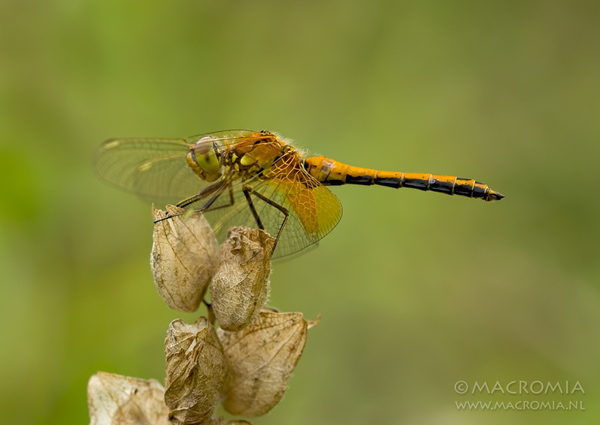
[193,137,220,178]
[194,136,213,155]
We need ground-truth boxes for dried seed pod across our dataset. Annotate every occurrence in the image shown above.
[151,205,219,312]
[87,372,170,425]
[210,227,274,331]
[218,311,318,417]
[165,317,227,425]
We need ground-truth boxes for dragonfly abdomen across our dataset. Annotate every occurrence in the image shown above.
[303,156,504,201]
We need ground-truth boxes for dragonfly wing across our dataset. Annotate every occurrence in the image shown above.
[95,138,206,203]
[185,129,257,144]
[203,170,343,259]
[268,177,342,258]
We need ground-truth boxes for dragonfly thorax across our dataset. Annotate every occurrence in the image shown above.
[186,137,222,182]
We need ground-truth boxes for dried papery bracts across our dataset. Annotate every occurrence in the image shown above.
[91,212,315,424]
[151,205,219,312]
[87,372,170,425]
[210,227,274,331]
[164,318,227,425]
[87,371,251,425]
[218,311,319,417]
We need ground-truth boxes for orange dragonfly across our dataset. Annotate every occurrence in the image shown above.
[96,129,504,258]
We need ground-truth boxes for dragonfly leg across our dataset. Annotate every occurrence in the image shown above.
[242,187,265,230]
[177,181,227,210]
[198,182,235,213]
[154,181,233,224]
[243,186,289,255]
[153,210,184,224]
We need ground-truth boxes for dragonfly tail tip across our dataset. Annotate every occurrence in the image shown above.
[491,191,505,201]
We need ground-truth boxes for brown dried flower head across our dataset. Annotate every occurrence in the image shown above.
[218,311,319,417]
[88,372,170,425]
[210,227,275,331]
[151,205,219,312]
[164,317,227,425]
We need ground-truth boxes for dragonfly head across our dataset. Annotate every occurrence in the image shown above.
[187,137,222,182]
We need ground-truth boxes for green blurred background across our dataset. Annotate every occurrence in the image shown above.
[1,1,599,424]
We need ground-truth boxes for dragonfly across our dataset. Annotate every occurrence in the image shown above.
[96,129,504,258]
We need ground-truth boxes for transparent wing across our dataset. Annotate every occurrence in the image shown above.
[185,129,258,145]
[95,138,203,203]
[95,130,272,203]
[252,176,342,258]
[198,157,343,259]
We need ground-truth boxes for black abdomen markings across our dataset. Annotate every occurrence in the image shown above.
[303,155,504,201]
